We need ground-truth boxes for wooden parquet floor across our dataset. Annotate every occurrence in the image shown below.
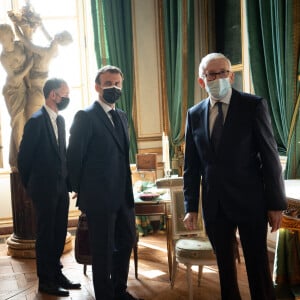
[0,231,276,300]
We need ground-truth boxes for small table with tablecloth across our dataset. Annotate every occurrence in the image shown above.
[134,177,183,281]
[134,187,172,280]
[274,180,300,299]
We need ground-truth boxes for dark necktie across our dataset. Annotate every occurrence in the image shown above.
[56,115,65,151]
[211,102,224,151]
[109,109,125,146]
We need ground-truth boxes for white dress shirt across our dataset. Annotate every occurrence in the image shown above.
[98,99,115,125]
[44,104,59,142]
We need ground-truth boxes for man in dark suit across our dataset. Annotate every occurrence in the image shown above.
[67,66,140,300]
[18,78,81,297]
[183,53,287,300]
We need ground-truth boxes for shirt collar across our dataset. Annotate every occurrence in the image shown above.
[44,104,58,119]
[209,88,232,108]
[98,99,115,113]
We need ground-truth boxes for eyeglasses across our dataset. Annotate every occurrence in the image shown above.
[203,70,230,81]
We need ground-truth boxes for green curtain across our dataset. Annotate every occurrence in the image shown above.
[246,2,300,297]
[246,0,300,179]
[90,0,137,163]
[161,0,195,155]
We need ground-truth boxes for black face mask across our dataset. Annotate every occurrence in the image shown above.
[103,87,121,104]
[56,97,70,111]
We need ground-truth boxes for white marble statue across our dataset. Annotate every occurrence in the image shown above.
[14,26,72,119]
[0,2,72,170]
[0,24,33,170]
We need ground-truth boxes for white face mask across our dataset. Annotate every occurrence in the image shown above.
[205,78,231,100]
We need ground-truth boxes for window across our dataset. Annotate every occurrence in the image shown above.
[0,0,97,170]
[215,0,251,93]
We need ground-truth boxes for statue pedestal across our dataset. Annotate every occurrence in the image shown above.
[7,172,72,258]
[6,232,73,258]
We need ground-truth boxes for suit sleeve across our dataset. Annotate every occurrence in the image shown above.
[254,99,287,210]
[67,110,92,193]
[183,110,202,213]
[17,118,41,188]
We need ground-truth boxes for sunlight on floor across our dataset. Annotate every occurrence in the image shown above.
[191,265,218,273]
[139,241,167,253]
[139,269,167,279]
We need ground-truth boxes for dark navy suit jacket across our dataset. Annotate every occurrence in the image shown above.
[18,106,67,200]
[66,101,134,214]
[183,88,287,222]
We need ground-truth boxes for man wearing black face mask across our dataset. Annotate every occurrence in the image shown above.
[67,66,140,300]
[18,78,81,297]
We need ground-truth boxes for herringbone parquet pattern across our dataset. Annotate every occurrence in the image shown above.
[0,231,276,300]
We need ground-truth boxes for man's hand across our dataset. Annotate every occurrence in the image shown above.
[268,210,283,232]
[183,212,198,230]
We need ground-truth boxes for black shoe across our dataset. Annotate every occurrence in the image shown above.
[114,292,143,300]
[38,282,69,296]
[57,273,81,289]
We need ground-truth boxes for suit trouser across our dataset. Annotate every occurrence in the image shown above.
[86,204,136,300]
[32,186,69,283]
[205,215,275,300]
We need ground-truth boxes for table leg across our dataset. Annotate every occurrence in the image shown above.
[166,215,173,282]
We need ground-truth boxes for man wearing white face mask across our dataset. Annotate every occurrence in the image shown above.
[182,53,286,300]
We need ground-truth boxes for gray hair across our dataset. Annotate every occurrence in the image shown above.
[198,53,231,78]
[43,78,67,98]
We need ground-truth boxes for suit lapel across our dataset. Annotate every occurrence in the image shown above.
[42,107,61,158]
[115,108,129,148]
[202,98,211,146]
[193,99,216,160]
[217,89,240,154]
[92,102,126,152]
[198,98,213,153]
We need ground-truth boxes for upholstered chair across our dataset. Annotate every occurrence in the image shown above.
[169,189,216,300]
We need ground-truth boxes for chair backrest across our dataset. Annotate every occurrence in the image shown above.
[132,171,157,185]
[134,153,157,182]
[156,177,183,189]
[170,188,205,240]
[136,153,157,171]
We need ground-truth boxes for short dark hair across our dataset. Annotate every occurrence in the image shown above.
[43,78,67,98]
[95,65,123,84]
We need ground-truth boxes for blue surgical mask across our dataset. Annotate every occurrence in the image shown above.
[205,78,231,100]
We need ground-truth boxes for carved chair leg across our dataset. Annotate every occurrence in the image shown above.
[198,265,203,287]
[133,228,139,279]
[186,264,193,300]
